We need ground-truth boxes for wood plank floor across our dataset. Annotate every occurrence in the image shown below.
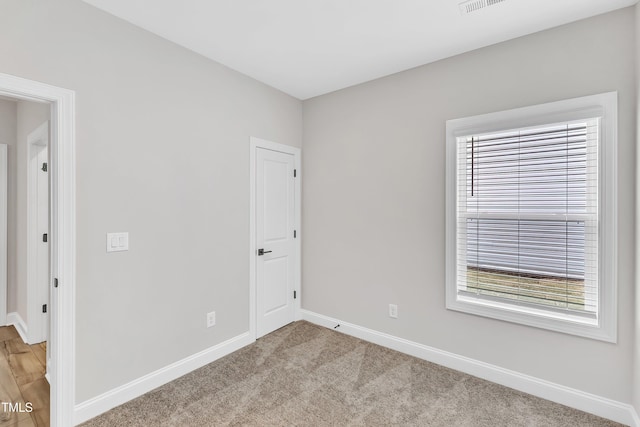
[0,326,49,426]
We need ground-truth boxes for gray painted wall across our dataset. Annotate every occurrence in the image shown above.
[0,99,16,313]
[0,0,302,402]
[302,8,635,403]
[0,100,16,144]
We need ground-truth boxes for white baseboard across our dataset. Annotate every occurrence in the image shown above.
[74,331,254,425]
[301,309,637,427]
[7,312,29,344]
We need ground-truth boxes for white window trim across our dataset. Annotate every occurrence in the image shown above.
[445,92,617,343]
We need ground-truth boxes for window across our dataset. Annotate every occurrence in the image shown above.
[445,93,617,342]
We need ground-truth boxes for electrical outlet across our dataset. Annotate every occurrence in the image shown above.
[389,304,398,319]
[206,311,216,328]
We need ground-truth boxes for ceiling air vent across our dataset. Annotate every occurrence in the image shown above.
[459,0,506,15]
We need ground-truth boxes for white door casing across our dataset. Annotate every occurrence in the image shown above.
[27,121,50,345]
[250,137,301,339]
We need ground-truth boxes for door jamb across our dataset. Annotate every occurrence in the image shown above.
[249,137,301,341]
[0,72,76,427]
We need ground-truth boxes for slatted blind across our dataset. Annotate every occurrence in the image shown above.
[456,120,598,315]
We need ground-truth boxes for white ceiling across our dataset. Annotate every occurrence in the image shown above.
[81,0,637,100]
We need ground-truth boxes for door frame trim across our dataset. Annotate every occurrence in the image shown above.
[249,137,301,340]
[0,72,76,427]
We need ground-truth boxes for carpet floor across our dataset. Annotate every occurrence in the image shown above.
[82,321,623,426]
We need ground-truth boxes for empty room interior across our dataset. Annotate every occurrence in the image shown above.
[1,0,640,426]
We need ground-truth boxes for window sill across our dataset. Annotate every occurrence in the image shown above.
[446,292,615,343]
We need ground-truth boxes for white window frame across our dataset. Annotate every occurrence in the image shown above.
[445,92,617,343]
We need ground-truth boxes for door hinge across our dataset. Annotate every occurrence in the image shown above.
[294,169,296,178]
[294,230,296,238]
[54,278,58,288]
[41,162,47,172]
[42,304,47,313]
[294,290,297,299]
[42,233,48,243]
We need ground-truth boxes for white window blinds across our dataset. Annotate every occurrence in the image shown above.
[456,120,599,317]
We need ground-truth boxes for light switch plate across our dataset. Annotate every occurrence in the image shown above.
[106,232,129,252]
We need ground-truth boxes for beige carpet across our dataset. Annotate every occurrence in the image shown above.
[82,321,622,426]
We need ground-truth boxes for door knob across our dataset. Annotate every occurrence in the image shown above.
[258,248,272,256]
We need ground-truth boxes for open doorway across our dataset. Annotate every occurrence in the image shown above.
[0,97,51,425]
[0,73,76,427]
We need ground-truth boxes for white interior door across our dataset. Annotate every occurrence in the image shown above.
[256,147,296,338]
[27,122,49,346]
[37,145,49,340]
[37,145,50,375]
